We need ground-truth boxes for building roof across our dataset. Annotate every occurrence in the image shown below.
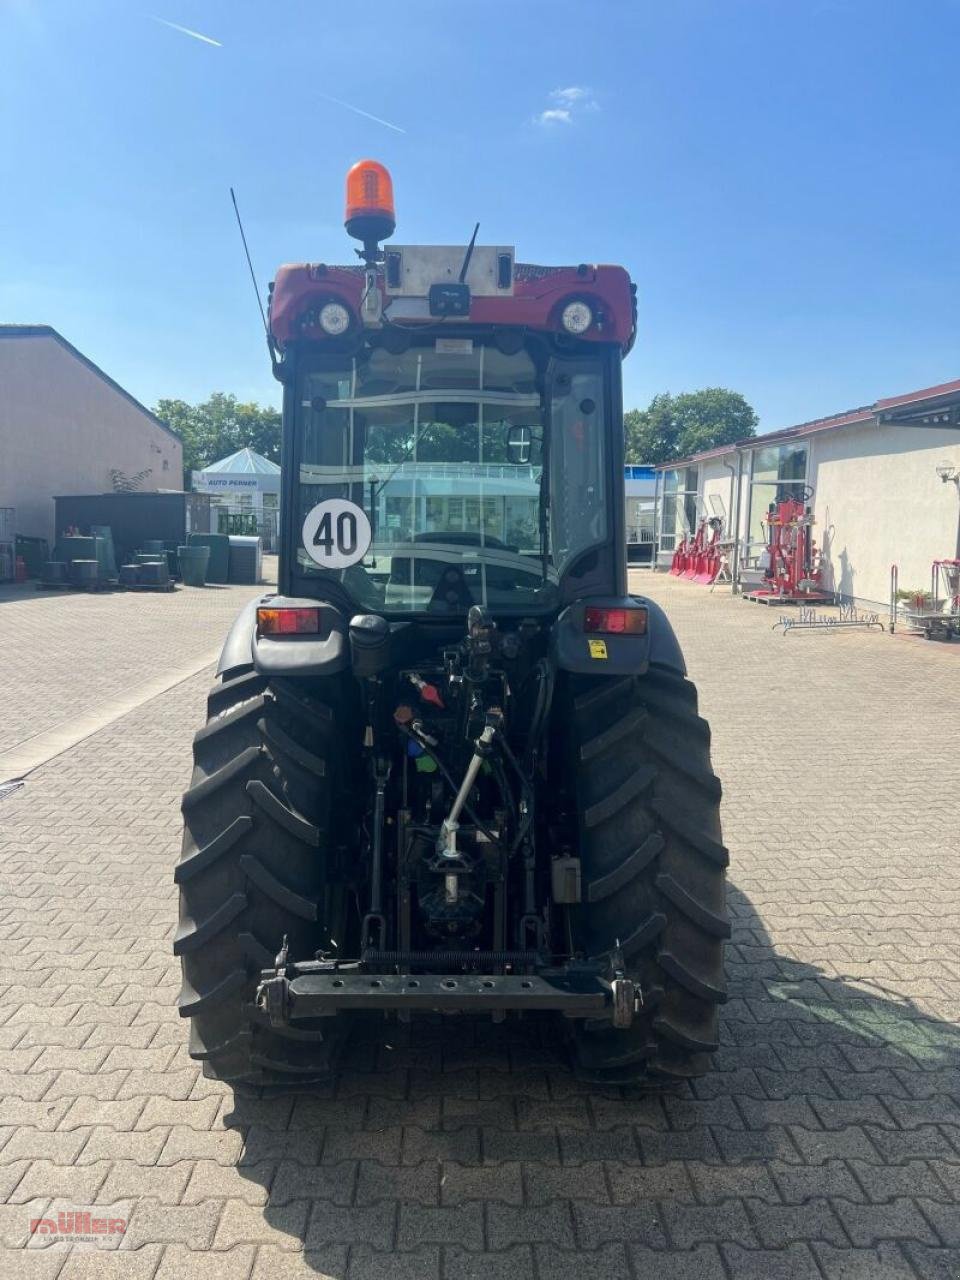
[0,324,181,444]
[200,447,281,476]
[748,405,876,449]
[875,377,960,411]
[655,375,959,471]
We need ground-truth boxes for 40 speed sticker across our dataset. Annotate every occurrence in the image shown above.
[302,498,372,570]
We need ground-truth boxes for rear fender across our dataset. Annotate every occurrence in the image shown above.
[216,596,349,679]
[549,595,685,677]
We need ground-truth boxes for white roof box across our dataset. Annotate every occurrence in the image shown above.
[383,245,515,297]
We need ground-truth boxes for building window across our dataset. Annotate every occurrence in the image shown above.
[625,496,655,545]
[745,443,808,553]
[658,465,699,551]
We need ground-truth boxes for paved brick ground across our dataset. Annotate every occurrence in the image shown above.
[0,571,957,1278]
[0,559,275,757]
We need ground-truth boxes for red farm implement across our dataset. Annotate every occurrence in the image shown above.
[669,532,692,576]
[744,488,833,605]
[669,518,723,584]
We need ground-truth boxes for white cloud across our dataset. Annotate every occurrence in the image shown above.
[537,108,573,125]
[534,86,597,126]
[551,86,590,105]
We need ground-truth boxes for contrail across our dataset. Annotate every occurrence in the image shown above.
[151,16,223,47]
[317,92,406,134]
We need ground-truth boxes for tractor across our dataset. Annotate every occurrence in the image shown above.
[174,161,729,1088]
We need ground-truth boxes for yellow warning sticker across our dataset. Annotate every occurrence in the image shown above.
[588,639,608,659]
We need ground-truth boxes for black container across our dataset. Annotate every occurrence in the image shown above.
[69,559,99,587]
[41,560,68,584]
[54,492,211,567]
[119,564,140,587]
[138,560,169,587]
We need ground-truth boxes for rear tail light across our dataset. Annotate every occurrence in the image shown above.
[584,605,648,635]
[257,606,321,636]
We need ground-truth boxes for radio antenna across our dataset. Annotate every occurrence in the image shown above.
[230,187,271,342]
[459,222,480,283]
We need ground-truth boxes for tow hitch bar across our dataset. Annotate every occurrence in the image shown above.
[255,939,641,1029]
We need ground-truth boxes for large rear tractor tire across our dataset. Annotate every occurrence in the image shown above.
[174,665,349,1087]
[564,663,729,1087]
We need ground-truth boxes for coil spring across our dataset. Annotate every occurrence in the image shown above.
[361,949,539,969]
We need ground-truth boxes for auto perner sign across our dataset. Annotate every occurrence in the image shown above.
[191,474,259,490]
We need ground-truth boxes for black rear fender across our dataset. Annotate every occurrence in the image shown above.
[216,596,349,680]
[549,595,685,678]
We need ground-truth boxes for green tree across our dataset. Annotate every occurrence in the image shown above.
[154,393,281,486]
[624,388,758,465]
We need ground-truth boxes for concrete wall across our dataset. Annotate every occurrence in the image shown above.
[810,422,960,608]
[0,333,182,544]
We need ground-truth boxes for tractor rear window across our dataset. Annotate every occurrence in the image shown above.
[293,342,607,615]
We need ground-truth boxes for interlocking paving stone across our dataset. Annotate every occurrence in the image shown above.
[96,1160,193,1206]
[356,1161,438,1206]
[486,1201,575,1249]
[535,1242,631,1280]
[215,1198,309,1251]
[833,1197,941,1247]
[122,1198,223,1249]
[524,1160,609,1204]
[660,1198,758,1248]
[721,1242,826,1279]
[155,1243,256,1280]
[396,1202,483,1249]
[628,1244,728,1280]
[251,1244,348,1280]
[440,1161,523,1205]
[349,1244,440,1280]
[267,1162,353,1207]
[571,1202,665,1250]
[746,1197,849,1247]
[444,1244,535,1280]
[304,1202,395,1250]
[58,1244,164,1279]
[1,569,959,1279]
[813,1241,919,1278]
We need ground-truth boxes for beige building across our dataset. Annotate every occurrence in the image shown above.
[654,377,960,610]
[0,325,182,545]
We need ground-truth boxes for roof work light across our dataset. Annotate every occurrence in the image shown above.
[561,299,593,335]
[318,301,351,336]
[345,160,396,246]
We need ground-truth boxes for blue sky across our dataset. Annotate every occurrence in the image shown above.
[1,0,957,431]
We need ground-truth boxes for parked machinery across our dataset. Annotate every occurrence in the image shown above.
[669,517,724,585]
[744,487,832,604]
[669,529,693,576]
[689,517,723,585]
[173,160,729,1091]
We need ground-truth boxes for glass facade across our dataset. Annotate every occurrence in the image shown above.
[658,465,700,551]
[746,443,808,551]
